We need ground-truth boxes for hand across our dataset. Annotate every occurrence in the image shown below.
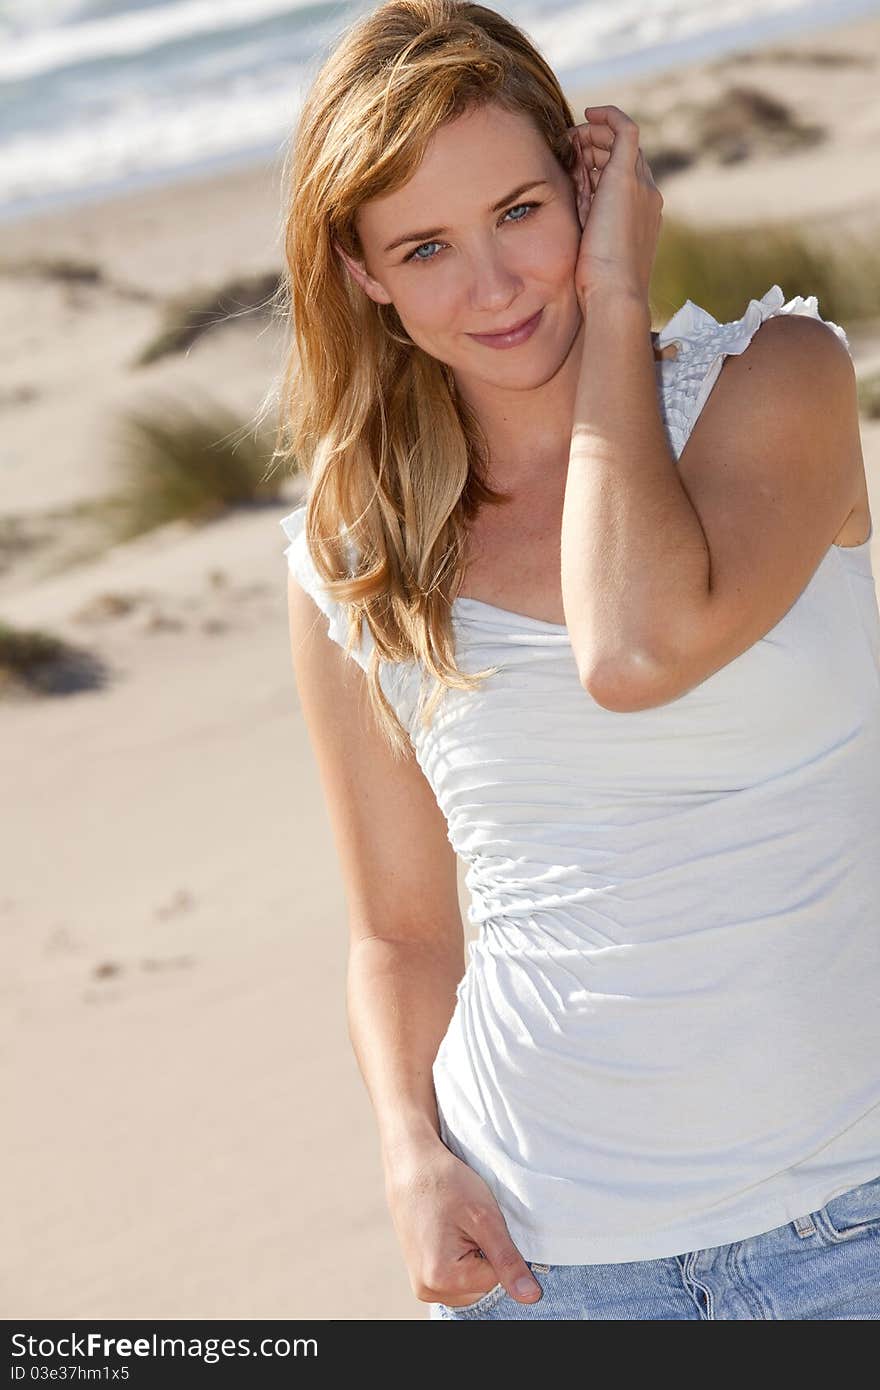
[384,1136,543,1308]
[566,104,663,309]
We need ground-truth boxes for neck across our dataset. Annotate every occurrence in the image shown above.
[454,314,669,496]
[457,313,588,493]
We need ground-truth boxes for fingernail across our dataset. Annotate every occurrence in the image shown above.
[514,1275,540,1297]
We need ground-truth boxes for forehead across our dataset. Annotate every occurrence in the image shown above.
[356,103,552,237]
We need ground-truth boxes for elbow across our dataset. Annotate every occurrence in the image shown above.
[579,649,671,712]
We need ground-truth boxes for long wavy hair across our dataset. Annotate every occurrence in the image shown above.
[263,0,653,755]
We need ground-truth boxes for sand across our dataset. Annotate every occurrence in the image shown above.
[3,9,879,1320]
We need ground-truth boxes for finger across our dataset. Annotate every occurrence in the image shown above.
[569,118,613,146]
[478,1232,542,1303]
[566,121,613,154]
[583,103,640,140]
[586,123,614,148]
[566,129,610,198]
[585,106,640,160]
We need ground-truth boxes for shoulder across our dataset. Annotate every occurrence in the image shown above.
[687,298,857,446]
[656,286,856,461]
[606,297,865,707]
[672,293,863,567]
[733,308,854,389]
[280,502,370,665]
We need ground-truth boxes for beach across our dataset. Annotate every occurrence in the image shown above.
[3,7,879,1320]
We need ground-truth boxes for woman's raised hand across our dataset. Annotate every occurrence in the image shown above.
[567,104,663,309]
[385,1137,543,1308]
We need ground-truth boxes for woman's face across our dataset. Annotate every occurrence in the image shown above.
[341,101,584,389]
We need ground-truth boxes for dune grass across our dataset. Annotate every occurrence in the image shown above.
[0,620,108,697]
[0,253,103,285]
[104,390,283,544]
[135,270,280,365]
[649,213,880,332]
[857,370,880,420]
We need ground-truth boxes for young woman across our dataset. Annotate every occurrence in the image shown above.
[275,1,880,1318]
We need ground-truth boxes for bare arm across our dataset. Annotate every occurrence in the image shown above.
[348,936,464,1176]
[285,573,543,1307]
[562,293,865,712]
[562,285,709,691]
[286,573,464,1175]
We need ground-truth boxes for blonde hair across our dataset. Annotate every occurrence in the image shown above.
[267,0,587,756]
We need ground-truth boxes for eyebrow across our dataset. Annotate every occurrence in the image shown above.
[382,179,550,255]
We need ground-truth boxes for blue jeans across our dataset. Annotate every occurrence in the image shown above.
[429,1173,880,1319]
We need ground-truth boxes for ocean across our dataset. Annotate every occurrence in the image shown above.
[1,0,878,222]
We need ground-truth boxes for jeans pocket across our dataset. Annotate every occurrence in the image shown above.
[819,1173,880,1241]
[440,1279,506,1315]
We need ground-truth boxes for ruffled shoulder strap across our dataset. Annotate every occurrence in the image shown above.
[654,284,851,456]
[280,503,373,671]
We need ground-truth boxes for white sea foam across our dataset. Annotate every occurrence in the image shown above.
[0,0,876,218]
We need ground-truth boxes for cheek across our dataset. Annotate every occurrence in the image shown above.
[521,213,580,287]
[399,275,460,330]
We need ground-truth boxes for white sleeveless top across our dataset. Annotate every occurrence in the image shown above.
[280,285,880,1264]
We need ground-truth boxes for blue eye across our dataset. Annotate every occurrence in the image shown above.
[404,201,541,264]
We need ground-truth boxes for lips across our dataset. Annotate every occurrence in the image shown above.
[473,310,539,337]
[466,307,544,348]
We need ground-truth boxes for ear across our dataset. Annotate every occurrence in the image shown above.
[563,130,589,233]
[333,238,393,306]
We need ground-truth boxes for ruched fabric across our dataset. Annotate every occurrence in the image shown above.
[280,286,880,1264]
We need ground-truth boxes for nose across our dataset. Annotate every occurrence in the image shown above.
[467,248,523,315]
